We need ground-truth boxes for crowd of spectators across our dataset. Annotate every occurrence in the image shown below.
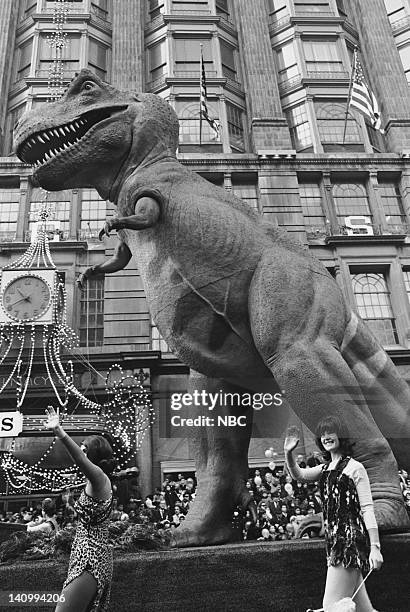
[1,459,409,543]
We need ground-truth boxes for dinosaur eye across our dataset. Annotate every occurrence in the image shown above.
[82,81,95,91]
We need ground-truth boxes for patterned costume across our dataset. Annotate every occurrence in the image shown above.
[319,456,371,574]
[64,489,113,611]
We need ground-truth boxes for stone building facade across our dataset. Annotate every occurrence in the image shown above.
[1,0,410,506]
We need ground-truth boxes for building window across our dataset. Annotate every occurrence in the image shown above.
[285,103,312,151]
[149,0,165,19]
[351,272,399,346]
[4,105,26,156]
[16,38,33,81]
[315,101,363,150]
[332,183,371,228]
[384,0,406,24]
[276,40,299,87]
[231,177,259,211]
[0,189,19,241]
[378,181,406,229]
[88,38,108,80]
[151,323,170,353]
[299,182,327,230]
[28,190,71,241]
[268,0,289,23]
[171,1,209,12]
[216,0,230,19]
[148,40,167,84]
[303,40,344,76]
[20,0,37,20]
[220,40,238,82]
[403,269,410,302]
[176,100,220,145]
[294,0,331,13]
[398,44,410,84]
[38,33,81,79]
[91,0,109,20]
[226,102,245,151]
[174,38,213,76]
[79,189,107,239]
[80,279,104,347]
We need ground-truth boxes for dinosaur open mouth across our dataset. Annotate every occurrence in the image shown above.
[17,105,128,168]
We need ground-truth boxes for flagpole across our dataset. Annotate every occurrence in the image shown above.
[199,43,203,147]
[342,47,357,146]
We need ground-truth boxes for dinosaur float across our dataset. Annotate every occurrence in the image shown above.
[14,70,410,546]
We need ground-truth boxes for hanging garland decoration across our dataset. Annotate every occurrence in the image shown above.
[0,199,155,495]
[47,0,71,102]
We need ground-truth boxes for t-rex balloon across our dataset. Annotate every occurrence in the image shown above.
[15,70,410,546]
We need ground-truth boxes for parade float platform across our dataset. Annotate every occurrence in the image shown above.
[1,534,409,612]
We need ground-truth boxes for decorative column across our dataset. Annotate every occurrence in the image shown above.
[234,0,293,152]
[346,0,410,152]
[0,1,18,152]
[111,0,145,91]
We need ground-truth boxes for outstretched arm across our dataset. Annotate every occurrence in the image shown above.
[99,196,160,239]
[43,406,108,494]
[283,430,323,483]
[77,241,132,290]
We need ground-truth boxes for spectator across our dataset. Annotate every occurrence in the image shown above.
[152,500,170,526]
[27,498,59,535]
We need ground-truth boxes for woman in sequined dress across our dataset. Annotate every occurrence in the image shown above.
[44,406,115,612]
[284,416,383,612]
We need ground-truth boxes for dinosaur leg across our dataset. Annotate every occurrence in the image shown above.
[263,337,409,531]
[172,371,254,548]
[341,313,410,468]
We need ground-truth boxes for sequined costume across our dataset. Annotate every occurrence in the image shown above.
[63,489,113,611]
[319,456,371,574]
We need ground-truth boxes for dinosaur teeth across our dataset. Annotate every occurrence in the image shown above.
[53,129,60,138]
[69,124,76,133]
[43,132,50,141]
[37,135,45,144]
[58,127,65,137]
[64,126,71,135]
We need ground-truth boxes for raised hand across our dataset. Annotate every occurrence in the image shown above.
[77,267,94,291]
[284,426,300,454]
[43,405,61,433]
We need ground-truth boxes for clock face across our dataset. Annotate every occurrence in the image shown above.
[2,275,51,322]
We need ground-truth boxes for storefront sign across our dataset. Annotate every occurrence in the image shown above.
[0,412,23,437]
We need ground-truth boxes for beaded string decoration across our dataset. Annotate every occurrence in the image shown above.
[0,196,155,494]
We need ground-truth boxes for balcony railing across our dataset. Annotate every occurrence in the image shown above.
[90,3,109,20]
[0,231,17,243]
[34,69,78,80]
[306,69,350,80]
[270,15,291,31]
[169,9,211,15]
[77,228,101,241]
[294,9,335,17]
[390,15,410,32]
[173,70,217,78]
[306,223,409,241]
[146,75,168,91]
[25,229,70,242]
[278,74,302,92]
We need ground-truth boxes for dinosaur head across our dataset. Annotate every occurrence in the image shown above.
[14,70,179,199]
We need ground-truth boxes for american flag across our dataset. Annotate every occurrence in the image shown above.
[349,49,383,132]
[200,46,220,143]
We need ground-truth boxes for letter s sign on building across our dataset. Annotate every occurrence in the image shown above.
[0,412,23,437]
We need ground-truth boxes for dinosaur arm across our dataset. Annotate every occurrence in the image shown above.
[77,241,132,290]
[101,196,160,238]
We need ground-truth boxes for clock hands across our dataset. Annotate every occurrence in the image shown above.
[9,292,32,307]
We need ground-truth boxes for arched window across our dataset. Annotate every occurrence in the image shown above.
[332,183,371,224]
[315,102,363,149]
[176,100,221,144]
[351,272,398,345]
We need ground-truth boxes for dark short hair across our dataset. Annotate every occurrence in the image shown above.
[82,435,117,476]
[42,497,56,517]
[315,416,354,461]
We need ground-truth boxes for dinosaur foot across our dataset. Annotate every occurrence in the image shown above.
[170,519,233,548]
[374,498,410,532]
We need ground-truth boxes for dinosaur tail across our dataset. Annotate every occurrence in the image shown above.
[341,312,410,468]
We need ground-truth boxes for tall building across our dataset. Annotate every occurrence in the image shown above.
[1,0,410,507]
